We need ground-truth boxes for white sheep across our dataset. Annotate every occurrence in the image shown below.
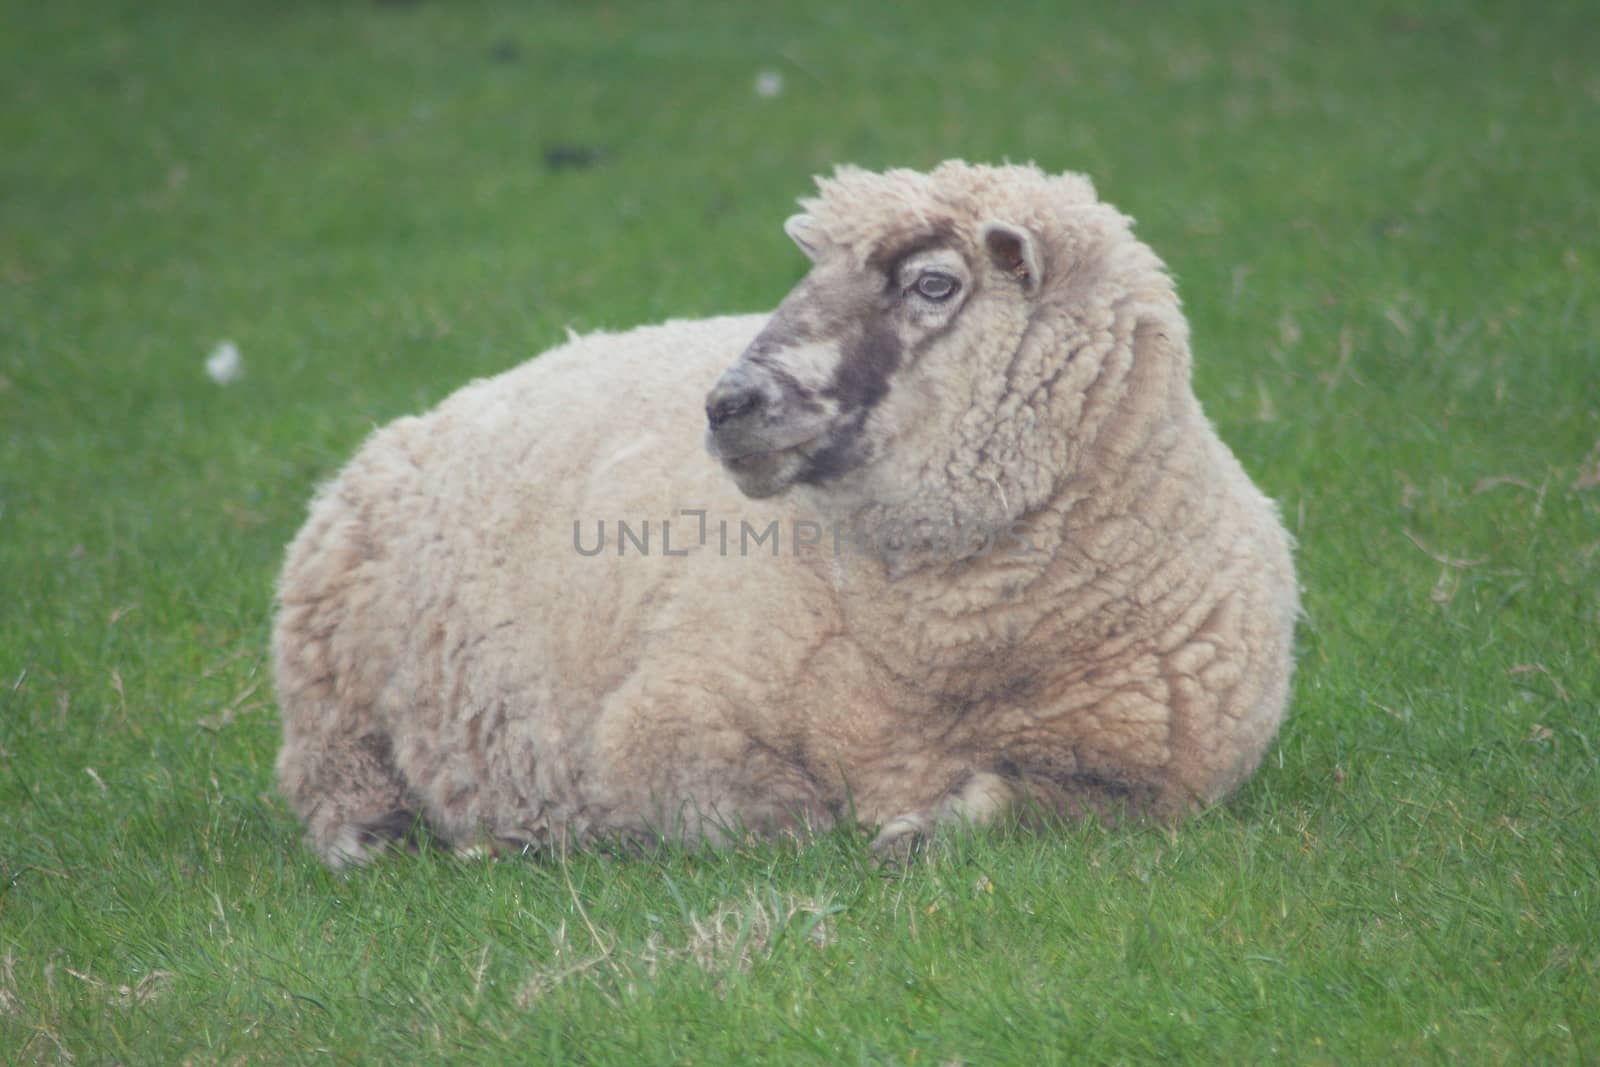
[273,161,1299,868]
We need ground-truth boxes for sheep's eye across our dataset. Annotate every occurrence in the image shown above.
[912,272,959,302]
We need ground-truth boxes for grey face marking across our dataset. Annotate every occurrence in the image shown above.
[823,314,901,412]
[791,315,902,486]
[706,233,974,498]
[794,409,870,485]
[743,339,828,419]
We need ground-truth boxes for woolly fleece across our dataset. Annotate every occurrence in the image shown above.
[273,161,1299,867]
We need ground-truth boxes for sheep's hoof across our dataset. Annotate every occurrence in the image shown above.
[869,814,931,867]
[452,842,500,862]
[323,826,383,871]
[321,809,421,870]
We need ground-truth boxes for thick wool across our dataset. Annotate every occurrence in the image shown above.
[274,161,1299,867]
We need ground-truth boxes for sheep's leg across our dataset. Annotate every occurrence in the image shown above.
[869,771,1017,862]
[276,719,424,871]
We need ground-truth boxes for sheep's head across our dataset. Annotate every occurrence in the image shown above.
[706,162,1182,542]
[704,218,1021,499]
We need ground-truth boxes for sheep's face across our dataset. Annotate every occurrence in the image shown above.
[706,220,1030,501]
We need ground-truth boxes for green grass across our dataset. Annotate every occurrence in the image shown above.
[3,0,1598,1062]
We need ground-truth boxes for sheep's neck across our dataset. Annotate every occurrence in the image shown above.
[822,395,1212,702]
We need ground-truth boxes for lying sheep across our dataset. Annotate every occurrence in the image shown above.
[273,161,1299,868]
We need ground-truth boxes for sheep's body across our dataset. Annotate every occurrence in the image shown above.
[274,162,1298,868]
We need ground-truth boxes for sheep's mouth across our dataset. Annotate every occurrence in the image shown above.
[716,438,818,468]
[721,450,781,473]
[704,426,823,465]
[707,432,822,499]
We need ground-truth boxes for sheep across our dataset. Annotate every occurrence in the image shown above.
[273,161,1299,869]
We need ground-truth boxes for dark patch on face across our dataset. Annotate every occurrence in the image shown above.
[795,409,870,486]
[823,314,901,412]
[755,225,983,488]
[770,366,827,416]
[743,354,827,418]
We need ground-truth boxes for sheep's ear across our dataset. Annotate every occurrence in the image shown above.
[980,221,1043,294]
[784,214,822,262]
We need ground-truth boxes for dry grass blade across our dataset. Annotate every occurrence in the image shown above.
[59,965,174,1008]
[1508,663,1571,704]
[514,921,615,1008]
[0,950,21,1017]
[684,892,837,975]
[1471,475,1534,494]
[513,891,839,1006]
[1573,440,1600,491]
[1403,529,1488,569]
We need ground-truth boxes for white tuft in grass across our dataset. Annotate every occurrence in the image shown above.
[204,340,242,385]
[754,69,783,98]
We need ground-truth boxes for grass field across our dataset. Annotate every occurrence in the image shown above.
[3,1,1598,1062]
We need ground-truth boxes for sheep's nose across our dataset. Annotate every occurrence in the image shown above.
[705,383,766,430]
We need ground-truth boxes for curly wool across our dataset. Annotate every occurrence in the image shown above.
[273,161,1299,868]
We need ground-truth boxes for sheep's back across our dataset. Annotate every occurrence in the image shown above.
[277,313,778,745]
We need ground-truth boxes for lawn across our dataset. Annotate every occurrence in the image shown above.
[2,0,1597,1062]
